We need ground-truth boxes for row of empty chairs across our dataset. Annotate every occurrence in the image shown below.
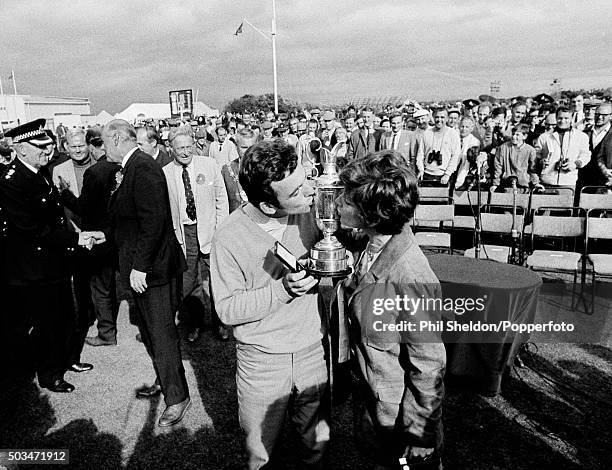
[413,186,612,313]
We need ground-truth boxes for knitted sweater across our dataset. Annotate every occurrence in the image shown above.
[210,205,323,353]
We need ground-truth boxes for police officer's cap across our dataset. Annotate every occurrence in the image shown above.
[5,118,53,146]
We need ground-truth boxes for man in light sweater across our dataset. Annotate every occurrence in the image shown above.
[210,139,328,469]
[535,107,590,190]
[416,108,461,185]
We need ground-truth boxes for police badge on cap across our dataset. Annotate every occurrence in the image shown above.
[4,118,53,147]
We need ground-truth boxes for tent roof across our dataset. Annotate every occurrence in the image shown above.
[115,102,219,121]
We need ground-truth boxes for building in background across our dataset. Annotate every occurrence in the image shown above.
[0,94,91,131]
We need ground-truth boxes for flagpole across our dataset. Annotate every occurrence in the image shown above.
[11,69,17,95]
[271,0,278,115]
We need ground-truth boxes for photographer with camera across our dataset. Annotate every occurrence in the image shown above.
[534,107,590,191]
[416,108,461,185]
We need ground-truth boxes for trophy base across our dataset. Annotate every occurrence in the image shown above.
[308,245,351,278]
[306,265,352,278]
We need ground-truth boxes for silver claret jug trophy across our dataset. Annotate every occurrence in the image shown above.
[306,139,351,278]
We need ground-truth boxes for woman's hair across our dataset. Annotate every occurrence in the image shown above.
[339,150,419,235]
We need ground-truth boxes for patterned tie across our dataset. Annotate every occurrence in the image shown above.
[182,165,197,221]
[391,132,397,150]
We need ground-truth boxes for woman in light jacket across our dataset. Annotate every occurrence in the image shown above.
[336,150,446,470]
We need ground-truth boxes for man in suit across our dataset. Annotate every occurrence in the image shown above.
[52,128,96,373]
[347,108,377,161]
[136,126,173,167]
[380,113,418,171]
[578,102,612,190]
[222,127,257,213]
[57,148,121,347]
[0,119,101,392]
[209,125,238,167]
[317,110,338,151]
[101,119,190,427]
[163,127,229,342]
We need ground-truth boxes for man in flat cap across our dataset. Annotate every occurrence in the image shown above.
[0,119,103,392]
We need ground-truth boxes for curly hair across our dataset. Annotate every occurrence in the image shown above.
[239,139,298,208]
[339,150,419,235]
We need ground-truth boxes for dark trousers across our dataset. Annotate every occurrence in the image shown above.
[5,282,74,386]
[182,224,222,329]
[133,278,189,406]
[90,264,119,342]
[67,267,94,365]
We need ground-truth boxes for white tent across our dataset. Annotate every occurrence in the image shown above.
[115,102,219,122]
[95,110,114,125]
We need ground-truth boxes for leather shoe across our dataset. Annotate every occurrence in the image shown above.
[69,362,94,373]
[42,378,75,393]
[135,383,162,398]
[158,397,191,427]
[216,326,230,342]
[187,327,201,343]
[85,336,116,347]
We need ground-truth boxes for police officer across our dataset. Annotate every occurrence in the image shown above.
[0,119,103,392]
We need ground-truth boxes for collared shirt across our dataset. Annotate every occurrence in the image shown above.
[243,203,288,242]
[18,158,38,174]
[592,122,611,149]
[152,147,160,161]
[121,146,138,168]
[172,160,197,226]
[390,130,401,150]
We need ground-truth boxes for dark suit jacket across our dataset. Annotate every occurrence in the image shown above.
[106,149,186,289]
[59,156,120,262]
[579,125,612,186]
[0,158,78,285]
[347,128,377,161]
[154,147,173,167]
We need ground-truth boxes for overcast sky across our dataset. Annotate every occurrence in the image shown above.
[2,0,612,114]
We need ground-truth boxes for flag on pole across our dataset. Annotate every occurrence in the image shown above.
[234,22,243,36]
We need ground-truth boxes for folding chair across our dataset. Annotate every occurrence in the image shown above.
[448,190,489,231]
[585,209,612,314]
[526,207,585,308]
[413,197,454,253]
[523,187,575,251]
[464,204,525,263]
[418,184,450,199]
[578,186,612,211]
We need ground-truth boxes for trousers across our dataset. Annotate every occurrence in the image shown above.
[236,341,330,470]
[132,278,189,406]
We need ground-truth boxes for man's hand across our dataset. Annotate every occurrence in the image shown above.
[130,269,148,294]
[77,232,94,250]
[81,231,106,245]
[57,175,71,192]
[88,231,106,245]
[489,185,498,193]
[403,445,435,461]
[282,270,318,298]
[440,175,450,185]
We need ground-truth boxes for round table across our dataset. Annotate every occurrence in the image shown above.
[426,254,542,395]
